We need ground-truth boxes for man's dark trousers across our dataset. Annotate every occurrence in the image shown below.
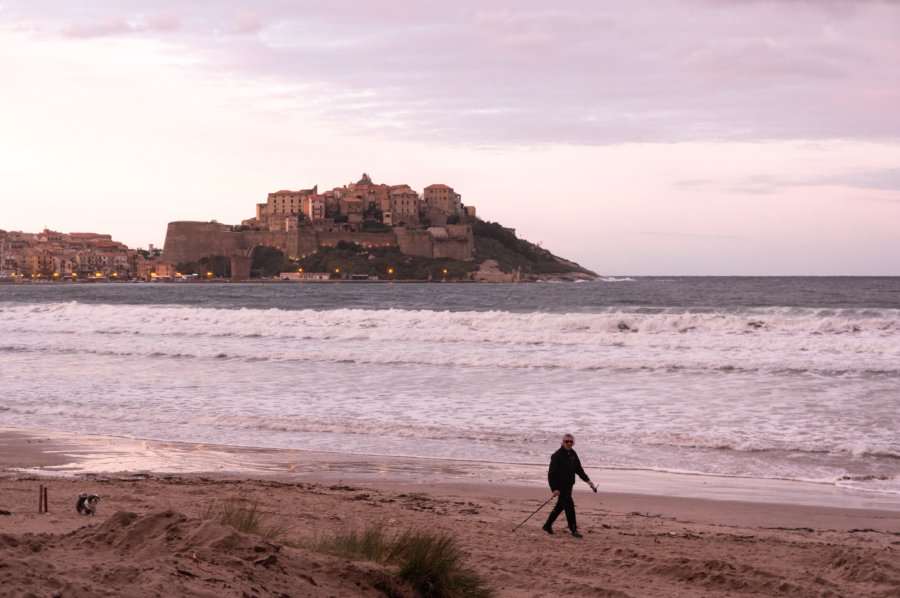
[545,487,577,531]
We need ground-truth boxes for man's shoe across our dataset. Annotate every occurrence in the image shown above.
[542,524,553,535]
[570,529,583,538]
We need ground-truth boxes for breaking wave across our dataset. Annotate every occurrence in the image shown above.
[2,302,897,375]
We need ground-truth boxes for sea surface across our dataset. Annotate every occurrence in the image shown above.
[1,277,898,497]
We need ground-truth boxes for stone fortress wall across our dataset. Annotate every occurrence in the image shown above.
[161,221,475,277]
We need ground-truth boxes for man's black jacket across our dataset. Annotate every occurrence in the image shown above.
[548,446,589,492]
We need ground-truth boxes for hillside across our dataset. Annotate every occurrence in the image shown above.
[470,219,598,280]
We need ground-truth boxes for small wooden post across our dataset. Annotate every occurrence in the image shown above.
[38,485,48,513]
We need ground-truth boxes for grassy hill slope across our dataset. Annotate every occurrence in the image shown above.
[471,219,597,278]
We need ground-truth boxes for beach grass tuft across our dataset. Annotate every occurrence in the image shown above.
[391,529,493,598]
[312,522,494,598]
[201,497,288,540]
[312,522,396,562]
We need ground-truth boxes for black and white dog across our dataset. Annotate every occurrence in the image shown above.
[76,493,100,516]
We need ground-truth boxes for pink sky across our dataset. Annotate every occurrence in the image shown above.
[1,0,898,274]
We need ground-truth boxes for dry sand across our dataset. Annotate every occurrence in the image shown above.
[1,429,898,597]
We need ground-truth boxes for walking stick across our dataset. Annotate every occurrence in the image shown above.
[512,495,554,532]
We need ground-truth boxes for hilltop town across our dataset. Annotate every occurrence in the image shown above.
[2,173,595,282]
[245,173,470,232]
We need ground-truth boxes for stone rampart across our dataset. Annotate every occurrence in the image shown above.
[395,225,474,260]
[239,229,319,259]
[437,225,475,261]
[161,222,243,266]
[162,222,318,265]
[162,221,474,270]
[394,229,435,258]
[316,231,398,249]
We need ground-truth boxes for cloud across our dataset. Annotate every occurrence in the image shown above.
[61,14,139,38]
[146,12,180,33]
[679,168,900,196]
[60,12,181,38]
[818,168,900,191]
[682,37,852,83]
[626,230,745,240]
[471,9,614,53]
[7,0,900,146]
[230,9,267,35]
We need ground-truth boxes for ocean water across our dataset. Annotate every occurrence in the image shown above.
[1,278,898,496]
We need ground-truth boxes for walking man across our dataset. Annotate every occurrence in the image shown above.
[543,433,595,538]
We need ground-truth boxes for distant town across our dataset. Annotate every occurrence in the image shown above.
[0,173,477,282]
[0,229,160,282]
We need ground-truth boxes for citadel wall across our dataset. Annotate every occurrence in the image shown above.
[161,222,243,266]
[394,229,435,258]
[435,225,476,261]
[316,231,398,249]
[239,228,319,258]
[162,221,474,272]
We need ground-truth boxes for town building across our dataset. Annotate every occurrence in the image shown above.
[424,184,462,217]
[389,184,419,226]
[0,228,156,281]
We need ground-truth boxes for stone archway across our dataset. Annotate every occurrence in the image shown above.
[231,244,286,281]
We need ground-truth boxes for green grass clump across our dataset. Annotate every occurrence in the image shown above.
[312,522,493,598]
[312,523,395,562]
[201,497,288,540]
[391,529,493,598]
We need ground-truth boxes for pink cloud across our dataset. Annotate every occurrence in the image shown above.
[60,12,180,38]
[471,9,615,55]
[9,0,900,145]
[231,9,267,35]
[61,14,138,38]
[146,12,181,33]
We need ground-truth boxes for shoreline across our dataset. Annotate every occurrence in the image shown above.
[4,427,898,528]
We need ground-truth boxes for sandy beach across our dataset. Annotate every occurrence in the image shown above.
[1,428,898,597]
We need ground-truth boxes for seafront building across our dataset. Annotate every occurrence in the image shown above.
[0,228,156,281]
